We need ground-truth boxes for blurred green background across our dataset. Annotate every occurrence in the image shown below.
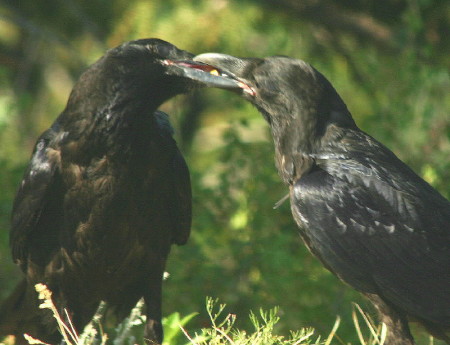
[0,0,449,343]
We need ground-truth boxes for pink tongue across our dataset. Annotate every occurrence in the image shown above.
[174,61,219,73]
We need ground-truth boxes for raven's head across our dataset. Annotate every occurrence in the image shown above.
[177,52,360,182]
[106,39,243,94]
[188,53,357,148]
[67,39,242,112]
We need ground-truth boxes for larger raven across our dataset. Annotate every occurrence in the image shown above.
[190,53,450,345]
[0,39,239,345]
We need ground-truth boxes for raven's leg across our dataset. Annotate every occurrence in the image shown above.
[365,293,416,345]
[65,302,99,338]
[143,263,164,345]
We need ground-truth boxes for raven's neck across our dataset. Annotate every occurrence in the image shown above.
[268,109,354,185]
[60,92,172,168]
[269,116,316,185]
[102,101,159,160]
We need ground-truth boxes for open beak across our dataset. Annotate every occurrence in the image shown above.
[193,53,256,96]
[164,57,255,96]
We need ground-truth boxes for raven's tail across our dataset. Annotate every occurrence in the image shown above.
[0,279,27,333]
[0,279,62,345]
[0,279,30,343]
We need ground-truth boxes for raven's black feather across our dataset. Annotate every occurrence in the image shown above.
[194,53,450,345]
[1,39,200,345]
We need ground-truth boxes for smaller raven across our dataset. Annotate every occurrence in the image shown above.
[0,40,240,345]
[188,53,450,345]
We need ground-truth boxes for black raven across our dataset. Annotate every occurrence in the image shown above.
[190,53,450,345]
[0,39,239,345]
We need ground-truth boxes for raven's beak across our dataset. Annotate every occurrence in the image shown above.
[163,59,241,89]
[164,57,255,95]
[193,53,256,96]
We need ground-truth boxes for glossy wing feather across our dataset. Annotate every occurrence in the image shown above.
[10,124,63,268]
[291,131,450,326]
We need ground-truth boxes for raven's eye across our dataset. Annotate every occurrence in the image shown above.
[156,44,172,58]
[145,43,172,59]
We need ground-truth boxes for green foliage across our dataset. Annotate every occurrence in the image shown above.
[0,287,440,345]
[163,311,199,345]
[183,297,319,345]
[0,1,448,344]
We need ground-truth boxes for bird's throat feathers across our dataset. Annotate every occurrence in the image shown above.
[266,101,355,185]
[270,115,318,184]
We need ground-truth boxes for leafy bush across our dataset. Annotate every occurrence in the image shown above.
[2,285,399,345]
